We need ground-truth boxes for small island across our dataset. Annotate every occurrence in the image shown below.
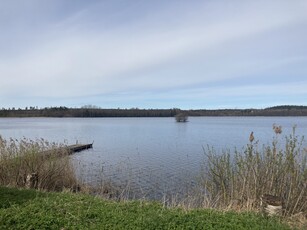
[175,113,188,122]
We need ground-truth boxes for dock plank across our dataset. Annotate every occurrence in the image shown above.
[42,143,93,157]
[67,143,93,154]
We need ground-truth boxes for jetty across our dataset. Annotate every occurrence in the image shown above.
[42,143,93,157]
[66,143,93,154]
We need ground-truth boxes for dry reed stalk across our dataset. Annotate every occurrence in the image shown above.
[202,125,307,216]
[0,136,79,191]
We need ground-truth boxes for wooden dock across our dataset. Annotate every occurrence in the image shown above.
[41,143,93,157]
[66,143,93,154]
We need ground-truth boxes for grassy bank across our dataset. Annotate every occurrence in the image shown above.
[0,186,291,229]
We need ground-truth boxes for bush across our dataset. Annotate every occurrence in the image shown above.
[175,113,188,122]
[0,136,78,191]
[202,125,307,216]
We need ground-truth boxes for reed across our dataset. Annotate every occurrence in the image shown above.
[0,136,78,191]
[201,125,307,216]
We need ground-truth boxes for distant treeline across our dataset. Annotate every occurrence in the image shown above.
[0,105,307,117]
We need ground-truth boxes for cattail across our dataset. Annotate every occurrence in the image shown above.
[273,124,282,134]
[249,131,255,143]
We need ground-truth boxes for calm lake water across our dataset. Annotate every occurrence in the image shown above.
[1,117,307,199]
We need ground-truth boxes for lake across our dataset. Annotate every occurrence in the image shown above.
[1,117,307,199]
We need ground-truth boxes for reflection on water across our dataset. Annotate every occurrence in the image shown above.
[1,117,306,199]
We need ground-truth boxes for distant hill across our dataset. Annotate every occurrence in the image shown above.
[264,105,307,110]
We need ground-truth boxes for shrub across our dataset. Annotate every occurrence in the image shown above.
[175,113,188,122]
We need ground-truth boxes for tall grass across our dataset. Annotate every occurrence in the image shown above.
[202,125,307,216]
[0,136,78,191]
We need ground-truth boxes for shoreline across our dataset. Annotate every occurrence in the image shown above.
[1,105,307,118]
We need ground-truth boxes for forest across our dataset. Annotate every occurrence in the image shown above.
[1,105,307,117]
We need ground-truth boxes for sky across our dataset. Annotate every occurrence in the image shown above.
[1,0,307,109]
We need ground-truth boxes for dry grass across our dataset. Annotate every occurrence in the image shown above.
[201,125,307,217]
[0,136,78,191]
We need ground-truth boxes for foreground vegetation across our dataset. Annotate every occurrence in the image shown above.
[0,186,291,229]
[0,137,78,191]
[1,124,307,228]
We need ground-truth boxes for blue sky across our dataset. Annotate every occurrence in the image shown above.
[1,0,307,109]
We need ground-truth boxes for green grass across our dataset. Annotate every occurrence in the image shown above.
[0,186,46,209]
[0,187,291,230]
